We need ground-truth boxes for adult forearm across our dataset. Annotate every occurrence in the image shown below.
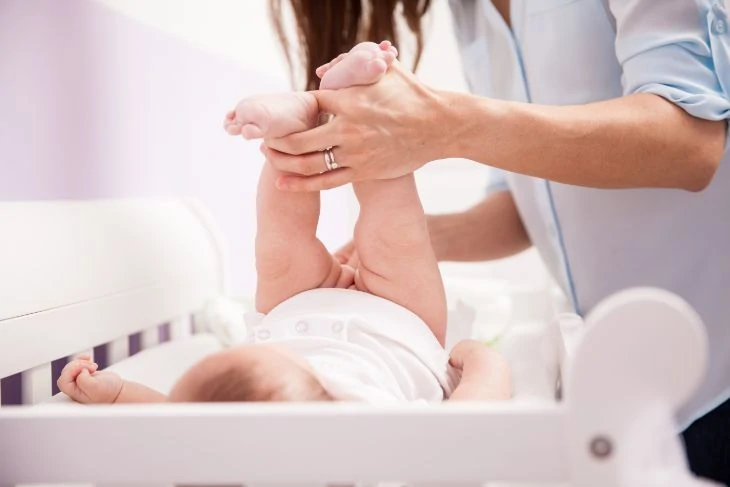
[439,92,726,192]
[428,190,531,262]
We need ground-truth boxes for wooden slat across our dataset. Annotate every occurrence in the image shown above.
[21,363,52,405]
[169,316,192,341]
[141,326,160,350]
[108,337,129,366]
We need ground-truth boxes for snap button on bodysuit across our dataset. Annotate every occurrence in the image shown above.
[295,321,309,334]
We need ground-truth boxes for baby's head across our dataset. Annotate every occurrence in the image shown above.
[168,344,333,403]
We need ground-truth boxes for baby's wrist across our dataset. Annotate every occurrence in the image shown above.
[108,379,125,404]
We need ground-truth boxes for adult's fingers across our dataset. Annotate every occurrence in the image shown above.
[265,120,340,156]
[276,167,356,192]
[307,89,343,118]
[263,146,335,176]
[334,240,355,264]
[334,241,360,268]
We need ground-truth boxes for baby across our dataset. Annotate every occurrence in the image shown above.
[58,41,512,405]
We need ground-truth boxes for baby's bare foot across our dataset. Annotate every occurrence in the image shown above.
[224,92,319,140]
[223,41,397,140]
[318,40,398,90]
[316,41,398,79]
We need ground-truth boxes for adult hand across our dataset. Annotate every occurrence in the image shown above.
[333,239,360,269]
[262,62,451,191]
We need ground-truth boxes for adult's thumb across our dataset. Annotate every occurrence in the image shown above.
[310,89,340,115]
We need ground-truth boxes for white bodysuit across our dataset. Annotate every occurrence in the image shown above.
[243,289,460,403]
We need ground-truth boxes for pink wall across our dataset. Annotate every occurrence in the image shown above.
[0,0,350,296]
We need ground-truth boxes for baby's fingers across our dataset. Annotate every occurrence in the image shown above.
[76,369,95,389]
[59,360,97,385]
[57,361,97,396]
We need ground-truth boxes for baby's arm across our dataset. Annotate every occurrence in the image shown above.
[114,381,167,403]
[58,356,166,404]
[352,175,448,344]
[448,340,512,401]
[255,162,354,313]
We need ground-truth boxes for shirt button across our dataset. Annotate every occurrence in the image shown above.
[256,329,271,341]
[295,321,308,334]
[332,321,344,333]
[713,19,727,35]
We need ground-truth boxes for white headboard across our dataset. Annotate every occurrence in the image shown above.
[0,199,227,404]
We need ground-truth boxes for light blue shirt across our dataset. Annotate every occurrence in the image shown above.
[449,0,730,428]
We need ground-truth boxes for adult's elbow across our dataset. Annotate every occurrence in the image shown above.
[684,152,721,192]
[681,121,726,193]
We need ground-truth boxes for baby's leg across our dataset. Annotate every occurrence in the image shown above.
[255,162,353,313]
[225,92,319,140]
[353,176,447,345]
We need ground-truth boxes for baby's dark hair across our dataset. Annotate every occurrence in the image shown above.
[183,353,333,403]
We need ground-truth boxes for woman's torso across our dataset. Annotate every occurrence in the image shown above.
[448,0,730,426]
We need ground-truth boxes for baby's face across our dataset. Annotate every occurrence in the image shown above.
[168,344,331,402]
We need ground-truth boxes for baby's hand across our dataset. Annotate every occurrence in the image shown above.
[450,339,498,371]
[57,355,123,404]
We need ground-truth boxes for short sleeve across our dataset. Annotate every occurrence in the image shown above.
[609,0,730,123]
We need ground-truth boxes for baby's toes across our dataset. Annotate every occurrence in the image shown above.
[366,58,388,78]
[380,49,397,66]
[242,124,264,140]
[318,53,347,76]
[378,41,398,57]
[225,122,243,136]
[236,101,272,138]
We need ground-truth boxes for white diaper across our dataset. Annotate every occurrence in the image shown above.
[243,288,460,403]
